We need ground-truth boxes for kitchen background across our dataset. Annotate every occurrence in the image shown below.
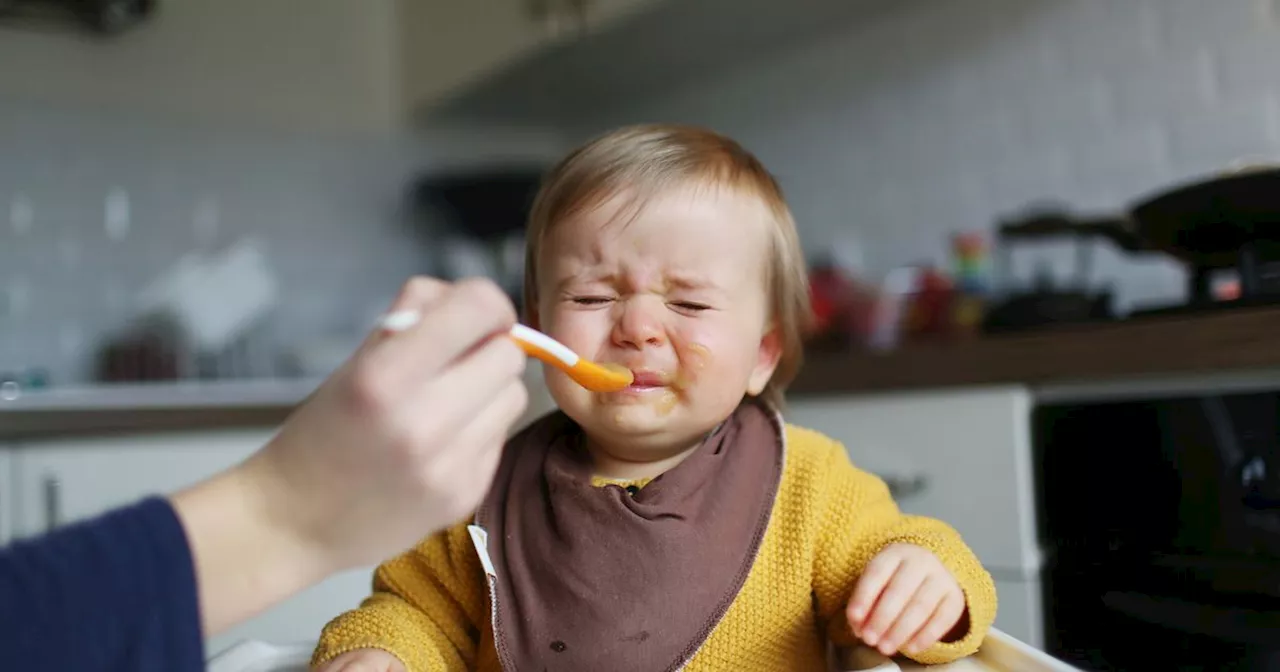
[6,0,1280,670]
[0,0,566,386]
[5,0,1279,385]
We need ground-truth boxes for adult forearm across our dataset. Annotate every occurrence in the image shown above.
[168,452,334,637]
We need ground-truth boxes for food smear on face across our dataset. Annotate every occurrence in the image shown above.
[672,342,711,391]
[655,389,679,416]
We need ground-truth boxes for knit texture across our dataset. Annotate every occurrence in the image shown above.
[311,425,998,671]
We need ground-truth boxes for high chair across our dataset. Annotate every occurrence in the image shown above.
[207,627,1081,671]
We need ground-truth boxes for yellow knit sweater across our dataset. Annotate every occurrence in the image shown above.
[311,424,998,671]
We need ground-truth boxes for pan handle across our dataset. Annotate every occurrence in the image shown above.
[996,211,1148,252]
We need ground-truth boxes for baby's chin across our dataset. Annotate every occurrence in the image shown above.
[571,403,719,447]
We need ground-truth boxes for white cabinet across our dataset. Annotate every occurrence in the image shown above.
[784,385,1045,648]
[11,430,268,538]
[9,428,376,656]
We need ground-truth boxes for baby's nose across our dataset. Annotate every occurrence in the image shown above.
[613,301,667,348]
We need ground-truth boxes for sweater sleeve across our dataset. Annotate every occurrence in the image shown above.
[0,496,204,672]
[311,522,488,672]
[810,438,998,665]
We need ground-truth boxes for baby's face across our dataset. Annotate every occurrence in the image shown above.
[535,185,781,457]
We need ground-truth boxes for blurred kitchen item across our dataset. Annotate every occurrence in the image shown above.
[951,232,990,295]
[805,256,879,351]
[994,167,1280,319]
[867,267,917,351]
[412,166,543,241]
[94,313,184,382]
[411,166,545,311]
[136,236,279,354]
[982,210,1119,334]
[807,258,856,337]
[1126,167,1280,314]
[902,265,954,339]
[438,235,498,279]
[950,232,990,337]
[97,236,281,383]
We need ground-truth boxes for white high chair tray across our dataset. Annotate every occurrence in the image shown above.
[836,628,1080,672]
[207,640,312,672]
[207,628,1079,671]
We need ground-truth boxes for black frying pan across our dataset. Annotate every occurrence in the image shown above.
[999,167,1280,269]
[1129,167,1280,269]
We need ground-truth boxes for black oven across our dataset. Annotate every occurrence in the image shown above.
[1034,392,1280,671]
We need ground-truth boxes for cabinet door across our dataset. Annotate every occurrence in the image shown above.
[12,428,377,654]
[582,0,657,29]
[401,1,550,112]
[0,446,11,545]
[784,386,1041,574]
[12,429,271,537]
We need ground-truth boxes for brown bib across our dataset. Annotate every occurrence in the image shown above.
[474,399,785,671]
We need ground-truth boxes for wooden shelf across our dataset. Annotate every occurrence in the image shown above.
[790,306,1280,397]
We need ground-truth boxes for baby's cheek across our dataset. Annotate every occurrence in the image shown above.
[673,340,713,390]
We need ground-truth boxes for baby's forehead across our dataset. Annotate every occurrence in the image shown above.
[567,182,775,238]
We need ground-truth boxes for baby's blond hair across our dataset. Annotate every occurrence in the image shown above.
[523,123,811,409]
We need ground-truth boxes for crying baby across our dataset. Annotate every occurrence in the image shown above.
[310,124,997,672]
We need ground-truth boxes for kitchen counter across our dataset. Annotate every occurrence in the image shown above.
[0,378,319,439]
[13,302,1280,440]
[791,305,1280,402]
[0,364,560,441]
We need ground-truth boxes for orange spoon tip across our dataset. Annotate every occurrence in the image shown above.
[571,360,634,392]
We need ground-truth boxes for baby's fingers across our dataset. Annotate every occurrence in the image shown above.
[848,551,903,629]
[859,563,927,649]
[878,576,948,655]
[905,589,967,655]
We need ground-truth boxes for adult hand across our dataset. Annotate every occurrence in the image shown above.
[171,276,528,635]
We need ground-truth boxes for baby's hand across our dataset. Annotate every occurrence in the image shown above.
[846,543,967,657]
[313,648,405,672]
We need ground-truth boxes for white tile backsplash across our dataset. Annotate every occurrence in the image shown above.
[579,0,1280,316]
[0,102,565,384]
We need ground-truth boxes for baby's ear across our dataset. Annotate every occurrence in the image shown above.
[747,326,783,396]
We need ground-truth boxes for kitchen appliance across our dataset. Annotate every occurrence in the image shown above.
[1035,391,1280,671]
[1125,167,1280,315]
[410,166,546,311]
[981,211,1128,333]
[988,167,1280,327]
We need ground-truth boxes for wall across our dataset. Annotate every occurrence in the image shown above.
[0,2,566,385]
[580,0,1280,314]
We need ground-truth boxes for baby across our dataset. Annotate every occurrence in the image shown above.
[310,125,997,671]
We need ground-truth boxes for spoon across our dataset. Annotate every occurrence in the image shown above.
[378,310,634,393]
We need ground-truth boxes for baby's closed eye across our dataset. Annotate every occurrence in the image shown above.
[670,301,712,313]
[571,296,614,306]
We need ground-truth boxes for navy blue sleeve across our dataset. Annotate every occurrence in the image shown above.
[0,496,205,671]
